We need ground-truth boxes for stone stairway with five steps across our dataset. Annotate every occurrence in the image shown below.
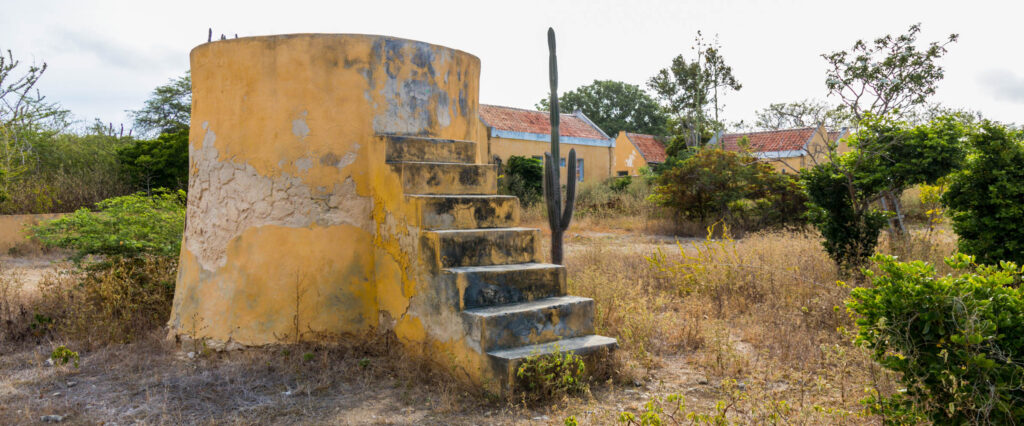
[381,134,617,389]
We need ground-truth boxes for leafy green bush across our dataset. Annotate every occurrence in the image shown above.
[50,345,79,367]
[848,253,1024,423]
[650,148,805,232]
[499,155,543,205]
[117,129,189,192]
[802,162,889,272]
[609,176,632,192]
[0,129,135,214]
[515,351,588,402]
[943,121,1024,266]
[31,190,186,261]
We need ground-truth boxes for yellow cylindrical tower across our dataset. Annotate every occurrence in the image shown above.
[169,34,481,346]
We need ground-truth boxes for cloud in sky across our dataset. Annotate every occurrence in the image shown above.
[52,30,180,71]
[4,0,1024,130]
[979,69,1024,104]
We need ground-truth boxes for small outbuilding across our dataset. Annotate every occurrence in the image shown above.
[612,131,667,176]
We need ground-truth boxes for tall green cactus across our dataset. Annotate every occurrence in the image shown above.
[543,28,576,265]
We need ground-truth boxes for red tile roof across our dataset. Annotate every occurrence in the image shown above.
[626,133,667,163]
[720,128,816,153]
[478,104,608,140]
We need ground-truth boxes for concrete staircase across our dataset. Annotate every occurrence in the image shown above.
[381,134,617,389]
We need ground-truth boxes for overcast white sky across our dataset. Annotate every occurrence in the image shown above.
[2,0,1023,132]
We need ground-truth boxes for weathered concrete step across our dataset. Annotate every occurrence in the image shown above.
[381,135,476,163]
[462,296,595,352]
[409,194,519,230]
[443,263,565,310]
[389,162,496,195]
[488,335,617,391]
[422,228,541,269]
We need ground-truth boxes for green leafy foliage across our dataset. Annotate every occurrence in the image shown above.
[116,129,189,192]
[847,114,968,195]
[802,162,889,272]
[943,122,1024,266]
[50,345,79,368]
[651,148,806,231]
[848,254,1024,424]
[498,155,543,206]
[30,190,186,261]
[1,129,136,214]
[648,31,741,147]
[537,80,669,136]
[515,351,588,402]
[128,72,191,137]
[801,115,968,271]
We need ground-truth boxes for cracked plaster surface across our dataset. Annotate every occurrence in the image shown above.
[185,125,373,272]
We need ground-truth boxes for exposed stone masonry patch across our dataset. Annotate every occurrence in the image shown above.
[185,124,373,271]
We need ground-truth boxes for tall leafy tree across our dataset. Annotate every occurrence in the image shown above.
[648,31,741,147]
[823,23,958,122]
[536,80,669,136]
[812,23,960,241]
[129,72,191,137]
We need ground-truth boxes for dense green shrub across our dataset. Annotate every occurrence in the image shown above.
[0,130,135,214]
[848,254,1024,423]
[802,162,889,272]
[943,121,1024,266]
[117,129,189,192]
[650,148,805,231]
[31,190,186,261]
[499,155,543,205]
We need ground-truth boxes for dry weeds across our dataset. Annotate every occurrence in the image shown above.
[0,216,959,424]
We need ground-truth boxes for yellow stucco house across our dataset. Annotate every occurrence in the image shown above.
[478,104,613,185]
[612,131,667,176]
[710,125,850,173]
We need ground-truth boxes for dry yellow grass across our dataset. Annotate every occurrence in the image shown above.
[0,214,959,423]
[559,224,957,424]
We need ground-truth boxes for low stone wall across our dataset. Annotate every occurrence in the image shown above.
[0,213,65,255]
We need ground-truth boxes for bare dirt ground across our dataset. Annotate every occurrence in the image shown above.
[0,226,873,425]
[0,252,72,296]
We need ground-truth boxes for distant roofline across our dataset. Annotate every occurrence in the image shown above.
[479,103,582,119]
[624,132,665,162]
[719,126,818,137]
[479,103,614,147]
[573,109,612,140]
[490,129,613,147]
[708,126,832,154]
